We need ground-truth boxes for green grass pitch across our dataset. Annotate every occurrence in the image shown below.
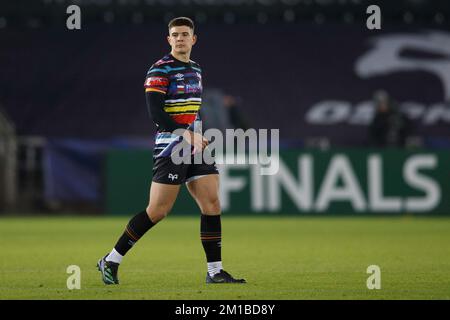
[1,215,450,299]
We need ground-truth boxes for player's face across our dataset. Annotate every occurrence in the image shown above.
[167,26,196,55]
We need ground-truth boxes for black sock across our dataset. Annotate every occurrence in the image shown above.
[113,210,156,256]
[200,214,222,263]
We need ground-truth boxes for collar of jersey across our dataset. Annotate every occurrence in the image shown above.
[168,53,192,66]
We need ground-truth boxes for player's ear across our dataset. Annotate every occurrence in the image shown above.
[167,35,171,45]
[192,34,197,45]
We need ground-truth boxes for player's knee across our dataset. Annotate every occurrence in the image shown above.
[148,210,168,223]
[146,205,170,223]
[202,197,221,215]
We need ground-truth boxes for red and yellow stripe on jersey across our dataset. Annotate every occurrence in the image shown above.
[163,98,201,124]
[144,76,169,94]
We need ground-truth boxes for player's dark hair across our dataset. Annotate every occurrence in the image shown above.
[168,17,195,32]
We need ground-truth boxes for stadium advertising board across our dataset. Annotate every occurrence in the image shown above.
[106,150,450,215]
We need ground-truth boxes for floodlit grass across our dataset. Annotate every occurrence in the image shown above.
[1,215,449,299]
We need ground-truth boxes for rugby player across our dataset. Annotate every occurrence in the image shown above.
[97,17,246,285]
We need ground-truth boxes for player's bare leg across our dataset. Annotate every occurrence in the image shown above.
[187,174,246,283]
[146,182,180,223]
[97,182,180,284]
[186,174,221,215]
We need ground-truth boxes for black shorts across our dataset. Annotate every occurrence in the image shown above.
[152,156,219,185]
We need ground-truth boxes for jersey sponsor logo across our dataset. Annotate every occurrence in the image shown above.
[168,173,179,181]
[144,76,169,88]
[185,83,202,93]
[174,73,184,81]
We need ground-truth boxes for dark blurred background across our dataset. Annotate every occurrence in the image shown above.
[1,0,449,215]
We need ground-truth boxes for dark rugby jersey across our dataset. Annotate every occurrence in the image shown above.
[144,53,203,157]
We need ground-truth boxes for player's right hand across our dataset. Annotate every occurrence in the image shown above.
[182,130,208,152]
